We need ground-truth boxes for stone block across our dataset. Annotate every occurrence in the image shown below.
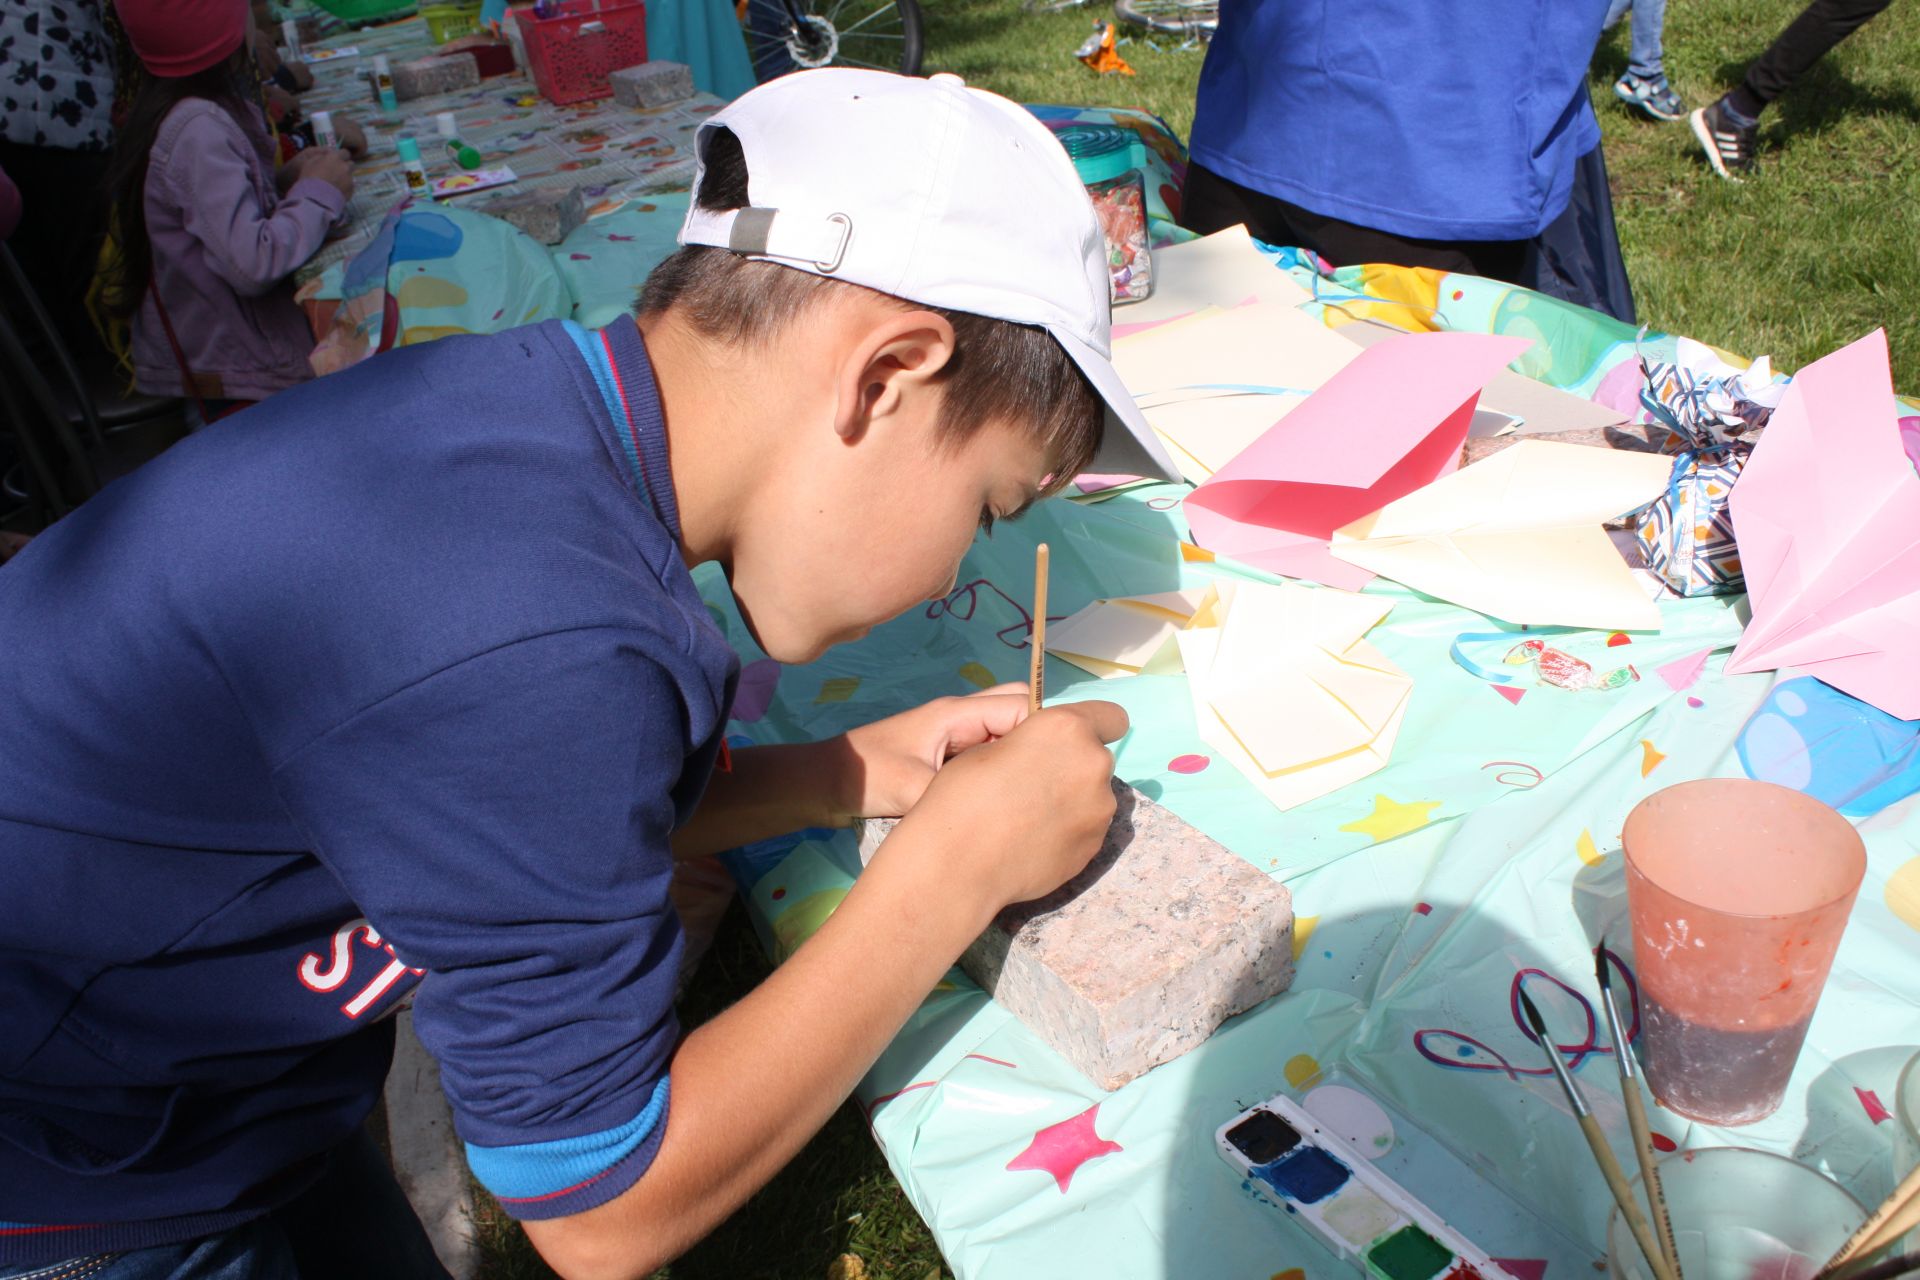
[479,186,586,246]
[392,55,480,102]
[610,60,695,109]
[859,780,1294,1091]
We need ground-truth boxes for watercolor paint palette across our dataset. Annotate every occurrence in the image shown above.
[1216,1091,1522,1280]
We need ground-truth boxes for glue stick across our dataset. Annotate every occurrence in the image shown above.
[434,112,482,170]
[370,55,399,114]
[396,135,430,198]
[281,18,301,57]
[310,110,339,149]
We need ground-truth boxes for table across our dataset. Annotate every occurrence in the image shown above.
[698,257,1920,1276]
[291,16,725,283]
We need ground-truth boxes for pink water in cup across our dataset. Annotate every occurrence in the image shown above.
[1622,779,1866,1126]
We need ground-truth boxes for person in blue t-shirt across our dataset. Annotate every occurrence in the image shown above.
[1184,0,1636,324]
[0,70,1181,1278]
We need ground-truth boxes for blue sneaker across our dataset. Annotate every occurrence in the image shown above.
[1614,72,1687,121]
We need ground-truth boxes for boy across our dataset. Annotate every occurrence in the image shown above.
[0,70,1178,1278]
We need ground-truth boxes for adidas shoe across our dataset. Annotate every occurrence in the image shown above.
[1691,96,1756,181]
[1614,72,1687,121]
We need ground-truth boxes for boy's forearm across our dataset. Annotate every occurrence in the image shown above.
[669,740,857,859]
[523,824,995,1280]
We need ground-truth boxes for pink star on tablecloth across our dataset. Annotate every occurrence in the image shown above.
[1005,1102,1123,1193]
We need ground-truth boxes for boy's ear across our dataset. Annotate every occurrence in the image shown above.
[832,310,958,442]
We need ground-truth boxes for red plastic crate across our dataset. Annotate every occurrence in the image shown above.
[513,0,649,105]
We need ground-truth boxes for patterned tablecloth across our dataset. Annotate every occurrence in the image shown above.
[292,16,724,282]
[697,256,1920,1277]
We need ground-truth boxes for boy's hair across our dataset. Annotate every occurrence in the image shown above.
[637,129,1103,488]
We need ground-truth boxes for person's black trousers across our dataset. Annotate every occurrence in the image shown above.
[1182,143,1636,325]
[1740,0,1898,110]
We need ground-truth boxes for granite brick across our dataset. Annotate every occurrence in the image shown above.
[610,60,695,109]
[392,55,480,102]
[479,186,587,246]
[858,780,1294,1090]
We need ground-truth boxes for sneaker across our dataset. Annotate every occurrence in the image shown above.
[1691,97,1756,181]
[1614,72,1687,121]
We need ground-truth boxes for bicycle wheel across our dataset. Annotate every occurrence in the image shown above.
[1112,0,1217,38]
[742,0,925,82]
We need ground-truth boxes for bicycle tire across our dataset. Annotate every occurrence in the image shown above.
[1112,0,1217,37]
[743,0,925,82]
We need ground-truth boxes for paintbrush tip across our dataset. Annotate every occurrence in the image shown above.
[1518,987,1548,1039]
[1595,939,1613,991]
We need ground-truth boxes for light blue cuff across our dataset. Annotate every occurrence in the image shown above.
[466,1074,671,1202]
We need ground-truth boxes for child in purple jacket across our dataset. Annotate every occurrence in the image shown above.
[101,0,353,419]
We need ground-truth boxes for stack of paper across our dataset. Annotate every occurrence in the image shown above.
[1176,581,1412,811]
[1113,224,1311,333]
[1725,329,1920,718]
[1328,439,1673,629]
[1111,301,1366,485]
[1181,330,1532,589]
[1045,589,1210,678]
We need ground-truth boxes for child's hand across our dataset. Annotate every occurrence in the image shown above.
[333,116,369,159]
[286,147,355,199]
[833,686,1033,821]
[884,701,1129,909]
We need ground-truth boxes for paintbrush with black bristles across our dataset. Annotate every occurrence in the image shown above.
[1518,986,1679,1280]
[1597,941,1683,1278]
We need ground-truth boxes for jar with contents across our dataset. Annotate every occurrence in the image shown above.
[1057,125,1153,305]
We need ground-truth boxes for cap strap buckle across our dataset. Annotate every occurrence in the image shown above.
[692,206,852,275]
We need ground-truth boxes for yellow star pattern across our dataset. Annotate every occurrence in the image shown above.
[1339,794,1442,843]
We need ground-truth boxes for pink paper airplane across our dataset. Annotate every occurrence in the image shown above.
[1725,329,1920,719]
[1183,331,1531,589]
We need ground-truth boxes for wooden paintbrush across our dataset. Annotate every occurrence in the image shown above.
[1830,1252,1920,1280]
[1519,987,1679,1280]
[1597,942,1683,1279]
[1818,1162,1920,1278]
[1029,543,1049,715]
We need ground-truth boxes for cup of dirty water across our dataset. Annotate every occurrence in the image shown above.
[1623,778,1866,1126]
[1607,1147,1865,1280]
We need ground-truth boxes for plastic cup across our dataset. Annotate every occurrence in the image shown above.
[1606,1147,1866,1280]
[1622,779,1865,1126]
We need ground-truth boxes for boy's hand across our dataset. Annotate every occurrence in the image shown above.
[831,685,1033,821]
[882,700,1129,911]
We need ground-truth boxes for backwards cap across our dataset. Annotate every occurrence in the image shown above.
[679,69,1179,484]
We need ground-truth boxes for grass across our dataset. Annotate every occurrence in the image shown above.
[476,4,1917,1277]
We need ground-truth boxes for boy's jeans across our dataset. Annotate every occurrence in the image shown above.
[1604,0,1668,80]
[0,1133,452,1280]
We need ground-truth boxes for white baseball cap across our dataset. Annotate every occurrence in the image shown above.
[678,68,1181,484]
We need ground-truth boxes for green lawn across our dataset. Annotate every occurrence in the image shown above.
[476,4,1918,1277]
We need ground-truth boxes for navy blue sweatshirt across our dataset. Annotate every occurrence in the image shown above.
[0,317,736,1258]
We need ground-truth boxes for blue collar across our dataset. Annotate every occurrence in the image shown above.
[563,317,681,539]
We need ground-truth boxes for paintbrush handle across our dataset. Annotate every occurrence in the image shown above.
[1619,1084,1683,1278]
[1823,1164,1920,1274]
[1029,544,1049,715]
[1841,1200,1920,1271]
[1579,1112,1680,1280]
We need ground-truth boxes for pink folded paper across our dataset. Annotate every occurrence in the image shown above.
[1725,328,1920,719]
[1182,330,1531,589]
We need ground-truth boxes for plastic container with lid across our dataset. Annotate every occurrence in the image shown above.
[1056,125,1152,305]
